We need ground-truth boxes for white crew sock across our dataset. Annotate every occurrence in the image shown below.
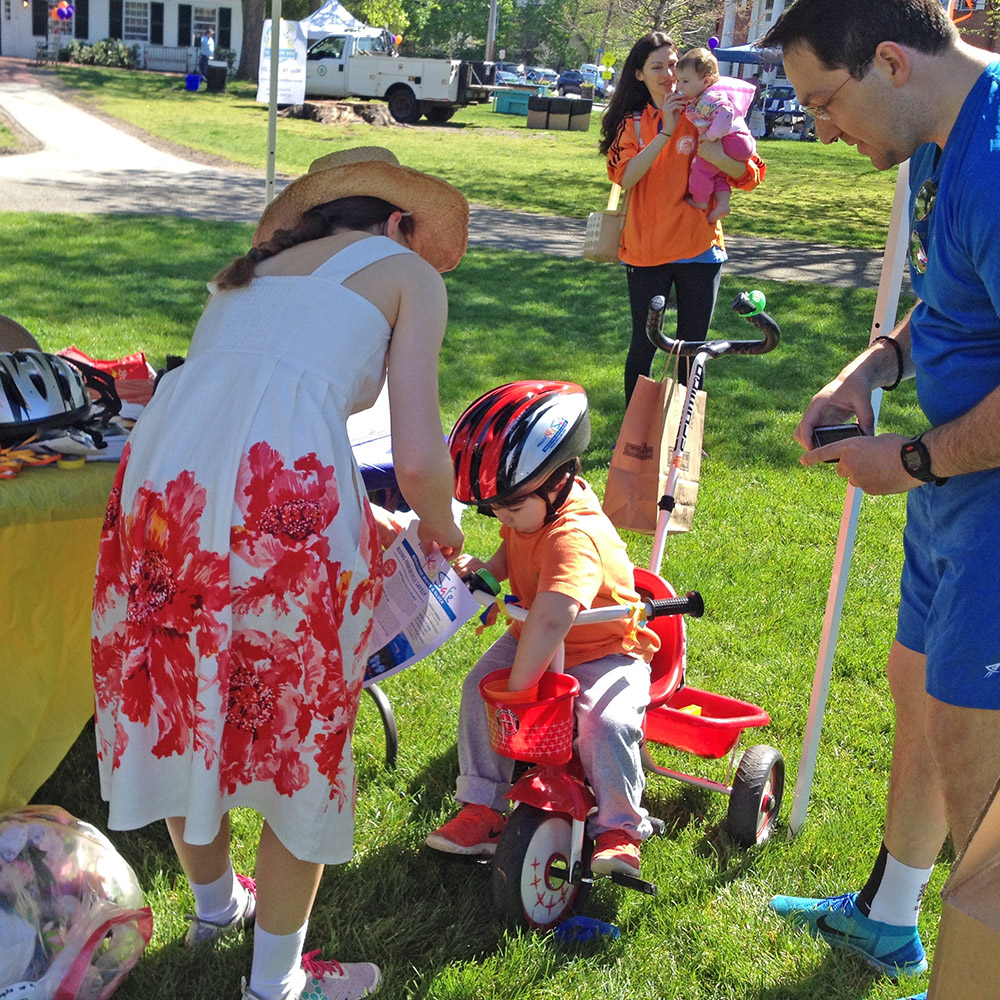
[249,921,309,1000]
[190,862,244,924]
[865,852,933,927]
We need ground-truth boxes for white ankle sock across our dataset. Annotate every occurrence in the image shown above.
[250,922,309,1000]
[190,863,243,924]
[866,853,933,926]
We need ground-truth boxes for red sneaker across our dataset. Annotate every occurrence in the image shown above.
[590,830,641,877]
[425,804,507,856]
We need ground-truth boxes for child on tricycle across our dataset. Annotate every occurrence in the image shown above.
[425,380,661,877]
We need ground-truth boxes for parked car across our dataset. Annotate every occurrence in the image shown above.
[525,66,556,85]
[761,84,808,137]
[495,69,521,86]
[494,61,523,78]
[556,68,608,98]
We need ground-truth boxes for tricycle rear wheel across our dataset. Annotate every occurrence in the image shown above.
[726,744,784,847]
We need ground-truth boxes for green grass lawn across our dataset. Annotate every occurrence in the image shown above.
[0,120,20,153]
[8,210,936,1000]
[49,64,899,248]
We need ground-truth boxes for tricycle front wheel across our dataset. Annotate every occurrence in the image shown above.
[492,805,590,929]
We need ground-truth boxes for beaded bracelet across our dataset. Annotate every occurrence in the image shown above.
[874,335,904,391]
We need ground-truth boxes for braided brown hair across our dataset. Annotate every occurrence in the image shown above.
[213,196,413,290]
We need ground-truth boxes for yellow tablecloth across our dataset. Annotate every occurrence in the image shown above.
[0,462,118,811]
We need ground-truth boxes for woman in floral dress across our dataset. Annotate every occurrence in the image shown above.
[91,146,467,1000]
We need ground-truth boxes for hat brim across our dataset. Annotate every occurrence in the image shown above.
[253,160,469,273]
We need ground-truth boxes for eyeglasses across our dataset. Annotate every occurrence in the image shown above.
[799,57,873,120]
[908,179,937,276]
[800,74,853,120]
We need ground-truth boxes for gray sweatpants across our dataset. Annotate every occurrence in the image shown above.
[454,631,654,840]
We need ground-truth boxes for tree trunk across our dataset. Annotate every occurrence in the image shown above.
[237,0,267,80]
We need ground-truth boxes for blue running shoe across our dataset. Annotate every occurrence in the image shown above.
[769,891,927,977]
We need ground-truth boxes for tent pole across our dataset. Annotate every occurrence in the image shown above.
[787,157,911,836]
[265,0,282,206]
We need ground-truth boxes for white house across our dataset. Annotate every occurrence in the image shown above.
[0,0,243,73]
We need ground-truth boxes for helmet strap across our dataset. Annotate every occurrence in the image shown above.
[538,459,580,523]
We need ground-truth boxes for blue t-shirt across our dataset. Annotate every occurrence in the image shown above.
[908,59,1000,427]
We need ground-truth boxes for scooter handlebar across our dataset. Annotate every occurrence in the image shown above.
[646,292,780,357]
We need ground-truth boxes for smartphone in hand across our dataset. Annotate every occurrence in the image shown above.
[813,423,864,461]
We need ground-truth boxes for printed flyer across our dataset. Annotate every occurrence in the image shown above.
[363,522,480,687]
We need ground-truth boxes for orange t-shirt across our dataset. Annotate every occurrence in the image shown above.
[500,479,660,669]
[607,104,764,267]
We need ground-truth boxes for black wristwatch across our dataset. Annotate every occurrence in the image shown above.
[900,433,948,486]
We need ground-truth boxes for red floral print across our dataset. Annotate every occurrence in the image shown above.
[93,468,230,763]
[231,442,339,617]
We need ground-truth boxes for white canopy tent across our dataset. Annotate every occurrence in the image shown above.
[298,0,377,39]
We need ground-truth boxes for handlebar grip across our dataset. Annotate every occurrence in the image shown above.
[647,591,704,619]
[466,569,501,597]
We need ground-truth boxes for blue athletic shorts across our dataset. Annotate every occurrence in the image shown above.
[896,468,1000,709]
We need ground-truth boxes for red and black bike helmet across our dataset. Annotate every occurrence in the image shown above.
[449,380,591,510]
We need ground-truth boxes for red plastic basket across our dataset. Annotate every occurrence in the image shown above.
[644,686,771,759]
[479,668,580,765]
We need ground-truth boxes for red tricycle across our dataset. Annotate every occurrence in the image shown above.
[467,292,785,930]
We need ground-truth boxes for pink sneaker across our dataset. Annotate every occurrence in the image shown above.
[425,804,507,856]
[184,873,257,947]
[241,951,381,1000]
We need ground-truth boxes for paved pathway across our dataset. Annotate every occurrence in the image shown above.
[0,57,902,291]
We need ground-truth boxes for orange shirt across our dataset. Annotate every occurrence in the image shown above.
[607,104,764,268]
[500,479,660,669]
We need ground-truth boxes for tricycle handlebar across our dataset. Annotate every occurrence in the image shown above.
[465,572,703,625]
[646,291,781,357]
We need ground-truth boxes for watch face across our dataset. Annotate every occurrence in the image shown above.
[901,438,932,481]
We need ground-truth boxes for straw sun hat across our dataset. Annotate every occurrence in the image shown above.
[253,146,469,273]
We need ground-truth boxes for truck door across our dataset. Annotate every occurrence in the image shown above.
[305,35,349,98]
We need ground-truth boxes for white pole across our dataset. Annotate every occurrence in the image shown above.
[265,0,282,206]
[788,158,911,836]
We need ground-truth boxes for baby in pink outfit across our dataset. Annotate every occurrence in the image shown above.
[676,47,757,223]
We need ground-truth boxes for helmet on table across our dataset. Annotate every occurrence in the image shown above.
[449,380,591,515]
[0,350,90,446]
[0,349,121,447]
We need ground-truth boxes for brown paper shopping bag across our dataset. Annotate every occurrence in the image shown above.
[583,183,630,263]
[603,373,706,535]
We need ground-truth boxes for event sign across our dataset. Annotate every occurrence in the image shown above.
[256,18,307,105]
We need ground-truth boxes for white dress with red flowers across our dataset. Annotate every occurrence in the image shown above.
[91,236,410,864]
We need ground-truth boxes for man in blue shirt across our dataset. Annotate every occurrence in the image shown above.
[761,3,1000,999]
[199,27,215,77]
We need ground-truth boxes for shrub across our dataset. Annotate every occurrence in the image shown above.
[215,47,236,71]
[66,37,139,68]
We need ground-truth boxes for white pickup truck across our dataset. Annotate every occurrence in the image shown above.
[305,29,495,123]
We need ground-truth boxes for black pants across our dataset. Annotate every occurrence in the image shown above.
[624,259,723,402]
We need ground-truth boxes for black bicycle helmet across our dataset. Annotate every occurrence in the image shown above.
[449,380,591,509]
[0,350,119,447]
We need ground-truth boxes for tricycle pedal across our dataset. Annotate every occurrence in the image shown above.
[608,871,658,896]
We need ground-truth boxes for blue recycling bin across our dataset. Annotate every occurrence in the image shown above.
[185,73,202,91]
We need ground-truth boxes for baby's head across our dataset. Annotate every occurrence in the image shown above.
[676,48,720,99]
